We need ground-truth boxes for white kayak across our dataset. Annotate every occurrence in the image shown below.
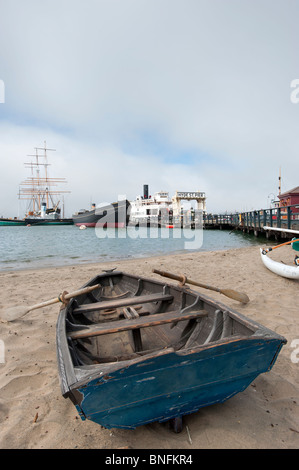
[260,248,299,280]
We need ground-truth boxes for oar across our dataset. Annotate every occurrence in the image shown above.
[152,269,249,304]
[262,238,299,254]
[1,284,100,322]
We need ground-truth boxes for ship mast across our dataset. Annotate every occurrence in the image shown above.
[33,141,55,210]
[18,141,70,216]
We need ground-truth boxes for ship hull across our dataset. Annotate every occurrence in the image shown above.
[73,200,130,228]
[25,218,74,226]
[0,218,26,226]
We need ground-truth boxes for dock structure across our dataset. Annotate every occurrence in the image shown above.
[172,191,206,217]
[203,204,299,240]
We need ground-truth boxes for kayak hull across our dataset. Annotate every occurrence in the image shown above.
[260,248,299,279]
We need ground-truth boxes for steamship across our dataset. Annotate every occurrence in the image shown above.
[128,185,173,227]
[25,202,73,226]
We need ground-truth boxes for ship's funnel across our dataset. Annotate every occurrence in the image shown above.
[41,202,47,218]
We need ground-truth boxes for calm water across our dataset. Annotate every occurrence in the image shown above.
[0,225,266,271]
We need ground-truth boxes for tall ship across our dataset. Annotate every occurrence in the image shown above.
[72,199,131,228]
[18,142,73,226]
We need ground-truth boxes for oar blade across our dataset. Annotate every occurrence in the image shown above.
[221,289,250,304]
[1,305,30,322]
[153,268,250,304]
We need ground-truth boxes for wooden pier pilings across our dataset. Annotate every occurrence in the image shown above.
[203,204,299,241]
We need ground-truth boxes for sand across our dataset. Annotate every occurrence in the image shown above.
[0,244,298,450]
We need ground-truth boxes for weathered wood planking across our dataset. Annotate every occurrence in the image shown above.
[68,309,208,339]
[72,293,174,314]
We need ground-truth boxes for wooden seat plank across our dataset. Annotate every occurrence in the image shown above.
[67,309,208,340]
[72,293,174,314]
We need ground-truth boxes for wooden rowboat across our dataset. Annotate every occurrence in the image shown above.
[56,270,286,431]
[260,248,299,280]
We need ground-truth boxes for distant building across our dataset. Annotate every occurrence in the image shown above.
[278,186,299,213]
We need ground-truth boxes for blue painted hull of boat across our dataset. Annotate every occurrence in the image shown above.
[73,336,283,429]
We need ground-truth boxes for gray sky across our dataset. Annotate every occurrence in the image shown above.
[0,0,298,217]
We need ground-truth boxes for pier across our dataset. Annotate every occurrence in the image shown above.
[203,204,299,240]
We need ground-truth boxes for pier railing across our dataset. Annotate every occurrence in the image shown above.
[203,204,299,239]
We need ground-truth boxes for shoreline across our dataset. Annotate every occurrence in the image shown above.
[0,245,298,449]
[0,245,244,274]
[0,236,269,274]
[0,225,268,274]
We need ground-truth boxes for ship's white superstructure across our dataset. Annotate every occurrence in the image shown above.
[129,187,173,226]
[129,185,207,227]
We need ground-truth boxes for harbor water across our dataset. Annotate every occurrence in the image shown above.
[0,225,266,272]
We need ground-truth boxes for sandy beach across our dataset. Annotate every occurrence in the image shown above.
[0,244,298,450]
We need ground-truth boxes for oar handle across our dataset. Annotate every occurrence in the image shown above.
[152,269,219,292]
[153,269,249,303]
[264,238,299,253]
[152,269,185,282]
[29,284,100,312]
[63,284,100,300]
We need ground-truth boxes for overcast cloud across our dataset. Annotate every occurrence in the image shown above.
[0,0,298,217]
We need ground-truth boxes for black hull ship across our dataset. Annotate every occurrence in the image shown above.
[72,200,131,228]
[25,203,73,226]
[25,218,73,226]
